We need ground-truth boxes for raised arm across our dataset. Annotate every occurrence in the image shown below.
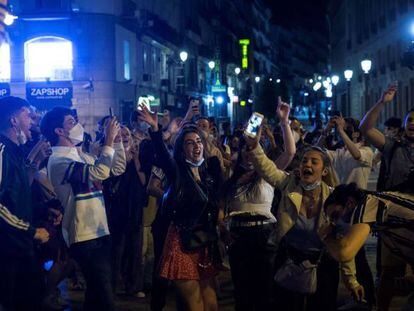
[275,98,296,170]
[359,84,397,150]
[334,116,361,160]
[138,105,177,182]
[245,127,288,189]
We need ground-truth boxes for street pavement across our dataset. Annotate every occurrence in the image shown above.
[62,170,410,310]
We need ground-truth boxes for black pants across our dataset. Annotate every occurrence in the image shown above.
[150,217,170,311]
[228,224,277,311]
[111,226,144,294]
[70,236,115,311]
[355,247,376,306]
[274,244,339,311]
[0,254,43,311]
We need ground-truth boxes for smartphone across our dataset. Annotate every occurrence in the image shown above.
[109,107,114,118]
[137,96,152,112]
[245,112,264,138]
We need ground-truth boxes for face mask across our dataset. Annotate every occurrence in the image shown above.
[292,130,301,143]
[300,180,321,191]
[185,157,205,167]
[69,123,84,145]
[137,122,150,132]
[16,127,28,145]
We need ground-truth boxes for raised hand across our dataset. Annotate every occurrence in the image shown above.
[380,82,397,103]
[104,117,121,146]
[333,116,346,131]
[137,104,158,131]
[276,96,290,123]
[244,126,262,150]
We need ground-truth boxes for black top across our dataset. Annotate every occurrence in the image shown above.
[0,135,35,257]
[149,129,223,228]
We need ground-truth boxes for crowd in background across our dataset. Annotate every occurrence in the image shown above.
[0,82,413,311]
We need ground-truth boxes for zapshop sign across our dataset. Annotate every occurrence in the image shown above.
[0,83,10,98]
[26,82,73,109]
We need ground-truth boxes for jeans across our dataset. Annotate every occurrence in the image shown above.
[228,223,277,311]
[70,236,114,311]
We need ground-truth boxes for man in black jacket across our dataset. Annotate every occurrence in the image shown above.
[0,96,50,311]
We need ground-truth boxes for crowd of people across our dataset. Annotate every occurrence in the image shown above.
[0,83,413,311]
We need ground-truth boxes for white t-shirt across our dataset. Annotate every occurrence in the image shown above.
[328,144,374,189]
[228,178,276,221]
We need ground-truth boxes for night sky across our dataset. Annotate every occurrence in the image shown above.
[265,0,330,33]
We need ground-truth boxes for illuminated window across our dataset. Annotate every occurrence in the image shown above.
[25,37,73,81]
[0,43,11,81]
[123,40,131,80]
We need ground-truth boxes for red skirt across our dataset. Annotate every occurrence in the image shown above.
[159,224,217,281]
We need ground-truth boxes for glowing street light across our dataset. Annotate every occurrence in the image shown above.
[309,79,314,84]
[4,13,18,26]
[276,79,281,83]
[331,75,340,86]
[313,82,322,91]
[269,78,273,81]
[179,51,188,62]
[216,96,224,104]
[234,67,241,75]
[344,69,353,81]
[255,76,260,83]
[317,76,322,81]
[322,80,330,89]
[360,59,372,74]
[208,61,215,69]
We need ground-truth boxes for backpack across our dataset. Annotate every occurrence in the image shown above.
[376,141,414,193]
[371,191,414,265]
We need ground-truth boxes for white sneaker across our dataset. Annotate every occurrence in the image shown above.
[134,291,146,299]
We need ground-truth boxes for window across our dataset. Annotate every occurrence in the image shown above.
[25,37,73,81]
[0,43,11,81]
[123,40,131,80]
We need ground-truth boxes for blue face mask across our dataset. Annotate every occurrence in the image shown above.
[185,158,205,167]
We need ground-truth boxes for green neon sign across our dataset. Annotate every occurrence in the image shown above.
[239,39,250,69]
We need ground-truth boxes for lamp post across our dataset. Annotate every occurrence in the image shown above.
[331,75,339,111]
[344,69,353,116]
[360,58,372,114]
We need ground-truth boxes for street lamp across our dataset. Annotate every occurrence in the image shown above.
[360,58,372,112]
[360,59,372,74]
[309,79,314,84]
[179,51,188,62]
[344,69,353,116]
[4,13,17,26]
[331,75,340,111]
[331,75,339,86]
[234,67,241,75]
[255,76,260,83]
[313,82,322,91]
[208,61,215,70]
[276,79,281,83]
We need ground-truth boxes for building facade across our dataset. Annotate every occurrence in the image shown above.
[330,0,414,123]
[0,0,285,133]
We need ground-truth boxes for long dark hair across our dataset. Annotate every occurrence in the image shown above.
[173,124,206,167]
[223,137,260,201]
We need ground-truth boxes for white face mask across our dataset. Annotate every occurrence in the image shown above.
[137,122,150,132]
[300,180,321,191]
[16,127,28,145]
[185,157,205,167]
[292,130,301,144]
[69,123,84,145]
